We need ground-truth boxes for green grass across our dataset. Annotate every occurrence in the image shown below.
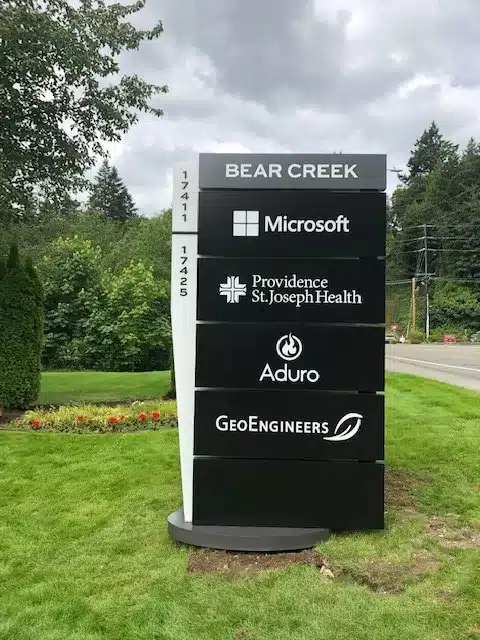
[39,370,170,404]
[0,373,478,640]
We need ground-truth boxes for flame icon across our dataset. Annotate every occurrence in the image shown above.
[276,333,303,361]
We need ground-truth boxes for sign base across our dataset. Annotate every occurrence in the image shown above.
[167,508,330,552]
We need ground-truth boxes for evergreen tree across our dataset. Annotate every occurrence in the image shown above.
[89,161,138,221]
[25,256,45,402]
[430,141,480,287]
[458,138,480,199]
[390,124,461,280]
[88,161,110,213]
[463,137,480,157]
[399,121,458,185]
[0,245,44,409]
[439,192,480,288]
[388,124,480,335]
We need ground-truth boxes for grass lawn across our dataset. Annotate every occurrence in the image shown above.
[39,370,170,404]
[0,373,478,640]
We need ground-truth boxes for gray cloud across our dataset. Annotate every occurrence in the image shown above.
[149,0,411,111]
[101,0,480,215]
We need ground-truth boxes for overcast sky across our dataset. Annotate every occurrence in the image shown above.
[103,0,480,216]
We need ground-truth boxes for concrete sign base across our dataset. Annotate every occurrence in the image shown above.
[168,508,330,552]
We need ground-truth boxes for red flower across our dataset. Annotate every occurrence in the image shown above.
[107,416,118,424]
[76,415,84,421]
[31,418,41,429]
[152,410,161,420]
[138,412,147,421]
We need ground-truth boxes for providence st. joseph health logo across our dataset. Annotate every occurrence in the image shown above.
[218,273,363,307]
[259,333,320,383]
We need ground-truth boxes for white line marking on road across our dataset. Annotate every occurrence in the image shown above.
[386,355,480,374]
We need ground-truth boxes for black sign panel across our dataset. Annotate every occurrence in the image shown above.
[195,323,385,391]
[197,257,385,323]
[194,390,384,460]
[198,191,386,258]
[193,458,384,529]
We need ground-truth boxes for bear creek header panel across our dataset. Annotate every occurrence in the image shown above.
[198,153,387,190]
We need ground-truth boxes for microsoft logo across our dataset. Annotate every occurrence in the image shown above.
[233,210,259,237]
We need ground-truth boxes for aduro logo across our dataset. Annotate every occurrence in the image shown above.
[276,333,302,361]
[259,334,320,383]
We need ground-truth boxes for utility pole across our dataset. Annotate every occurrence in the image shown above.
[423,223,430,339]
[411,276,416,333]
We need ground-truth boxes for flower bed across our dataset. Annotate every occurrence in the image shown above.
[9,400,177,434]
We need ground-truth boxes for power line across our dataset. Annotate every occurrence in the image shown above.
[397,237,429,245]
[389,249,422,254]
[391,235,477,243]
[427,236,476,241]
[387,226,480,302]
[386,277,480,284]
[391,223,478,232]
[386,280,413,285]
[389,247,480,254]
[429,248,480,253]
[432,277,480,283]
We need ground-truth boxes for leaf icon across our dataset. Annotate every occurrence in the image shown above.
[323,412,363,442]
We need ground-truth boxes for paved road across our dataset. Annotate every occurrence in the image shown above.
[385,344,480,391]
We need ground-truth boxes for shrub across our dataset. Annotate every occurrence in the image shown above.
[0,245,44,409]
[10,400,177,433]
[40,236,102,369]
[430,283,480,331]
[408,330,425,344]
[83,261,170,371]
[428,326,471,343]
[39,237,171,372]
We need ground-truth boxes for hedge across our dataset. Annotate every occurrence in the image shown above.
[0,245,44,409]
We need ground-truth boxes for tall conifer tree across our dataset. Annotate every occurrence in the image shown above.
[0,245,44,409]
[89,161,138,221]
